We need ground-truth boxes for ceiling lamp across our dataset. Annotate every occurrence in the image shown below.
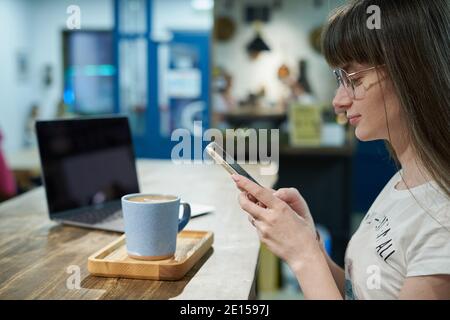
[246,22,270,59]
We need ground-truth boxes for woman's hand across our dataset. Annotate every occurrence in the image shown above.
[232,174,321,270]
[273,188,316,236]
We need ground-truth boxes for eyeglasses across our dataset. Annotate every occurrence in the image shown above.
[333,65,385,100]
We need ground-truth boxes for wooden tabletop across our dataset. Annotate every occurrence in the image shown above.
[0,159,277,299]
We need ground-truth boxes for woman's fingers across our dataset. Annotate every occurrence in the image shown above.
[273,188,298,203]
[246,193,267,208]
[238,188,258,205]
[247,214,257,227]
[238,192,267,220]
[247,192,272,207]
[247,192,257,203]
[233,175,275,205]
[232,174,283,209]
[273,187,308,216]
[236,188,259,204]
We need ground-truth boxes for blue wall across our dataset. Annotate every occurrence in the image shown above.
[352,140,398,213]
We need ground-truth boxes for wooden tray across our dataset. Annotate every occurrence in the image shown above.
[87,230,213,280]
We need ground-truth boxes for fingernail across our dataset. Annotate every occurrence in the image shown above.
[231,174,239,181]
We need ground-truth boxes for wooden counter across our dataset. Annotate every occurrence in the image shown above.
[0,159,277,299]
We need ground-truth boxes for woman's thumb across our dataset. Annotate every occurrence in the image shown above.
[273,188,293,202]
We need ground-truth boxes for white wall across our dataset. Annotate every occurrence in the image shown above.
[213,0,346,104]
[153,0,213,39]
[0,0,113,152]
[0,0,34,153]
[28,0,113,119]
[0,0,212,152]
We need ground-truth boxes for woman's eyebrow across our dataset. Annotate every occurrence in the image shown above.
[335,63,360,73]
[340,63,355,73]
[344,63,358,73]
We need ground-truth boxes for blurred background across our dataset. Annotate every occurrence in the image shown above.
[0,0,397,299]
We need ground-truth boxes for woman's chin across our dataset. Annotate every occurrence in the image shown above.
[354,126,376,141]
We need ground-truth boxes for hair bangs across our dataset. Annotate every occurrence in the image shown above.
[321,1,383,68]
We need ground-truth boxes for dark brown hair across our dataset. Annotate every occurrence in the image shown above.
[322,0,450,198]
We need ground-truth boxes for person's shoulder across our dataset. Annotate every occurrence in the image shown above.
[386,180,449,234]
[432,202,450,230]
[416,182,450,226]
[406,200,450,240]
[405,201,450,277]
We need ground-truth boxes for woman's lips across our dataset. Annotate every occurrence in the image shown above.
[348,115,362,125]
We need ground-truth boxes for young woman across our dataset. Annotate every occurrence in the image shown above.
[233,0,449,299]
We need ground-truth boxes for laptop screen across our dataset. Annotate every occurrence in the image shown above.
[36,116,140,215]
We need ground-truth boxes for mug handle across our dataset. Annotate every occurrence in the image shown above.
[178,202,191,232]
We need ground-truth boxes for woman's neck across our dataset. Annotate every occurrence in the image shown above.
[392,141,432,190]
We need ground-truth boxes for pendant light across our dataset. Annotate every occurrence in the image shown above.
[246,21,270,59]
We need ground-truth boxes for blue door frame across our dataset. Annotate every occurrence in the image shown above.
[114,0,210,159]
[163,30,211,159]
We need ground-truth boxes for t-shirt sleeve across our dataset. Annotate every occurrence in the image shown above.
[406,204,450,277]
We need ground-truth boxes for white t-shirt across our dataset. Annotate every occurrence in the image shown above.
[345,171,450,299]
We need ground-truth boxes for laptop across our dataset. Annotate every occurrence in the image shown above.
[35,116,213,233]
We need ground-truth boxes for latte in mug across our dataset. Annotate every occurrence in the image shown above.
[127,195,176,203]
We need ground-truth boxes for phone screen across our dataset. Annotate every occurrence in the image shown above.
[228,162,260,185]
[206,142,261,185]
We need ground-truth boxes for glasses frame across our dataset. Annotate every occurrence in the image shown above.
[333,64,385,100]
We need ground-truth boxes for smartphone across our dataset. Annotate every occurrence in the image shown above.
[206,141,261,186]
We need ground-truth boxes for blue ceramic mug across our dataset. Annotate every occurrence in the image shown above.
[121,194,191,260]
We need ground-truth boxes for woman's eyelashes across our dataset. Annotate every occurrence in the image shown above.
[351,77,363,86]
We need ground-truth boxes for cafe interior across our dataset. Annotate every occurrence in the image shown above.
[0,0,398,300]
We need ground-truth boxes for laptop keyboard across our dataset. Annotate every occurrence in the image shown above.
[68,205,123,225]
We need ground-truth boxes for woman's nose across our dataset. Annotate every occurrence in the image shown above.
[332,85,352,114]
